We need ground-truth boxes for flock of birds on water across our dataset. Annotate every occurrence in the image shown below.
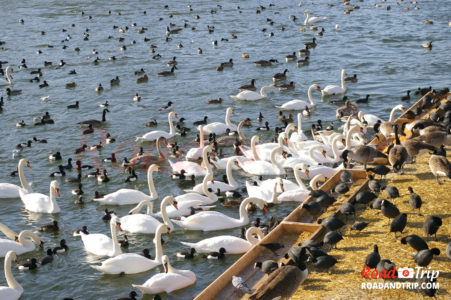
[0,1,450,299]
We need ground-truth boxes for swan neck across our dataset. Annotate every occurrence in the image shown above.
[331,135,341,160]
[270,147,282,168]
[294,165,308,189]
[237,122,245,140]
[147,167,158,199]
[272,182,279,204]
[238,198,252,224]
[6,68,12,85]
[341,70,346,89]
[199,127,205,148]
[225,108,232,126]
[156,140,165,159]
[18,231,40,247]
[202,147,212,173]
[153,227,165,263]
[0,223,18,241]
[251,137,260,160]
[245,227,264,244]
[260,86,268,97]
[168,113,175,135]
[226,159,238,187]
[110,218,121,256]
[4,252,23,293]
[160,197,174,230]
[49,183,57,212]
[307,85,316,106]
[203,175,217,200]
[18,160,30,193]
[388,106,398,122]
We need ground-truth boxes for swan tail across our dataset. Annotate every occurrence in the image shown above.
[135,136,143,142]
[91,265,104,273]
[275,105,282,109]
[180,241,197,248]
[230,95,239,100]
[199,205,216,211]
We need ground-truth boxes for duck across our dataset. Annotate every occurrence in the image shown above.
[239,79,257,91]
[125,169,138,182]
[428,148,451,184]
[99,100,109,107]
[423,216,442,239]
[15,120,26,128]
[16,257,38,270]
[71,183,84,195]
[296,57,309,66]
[39,221,59,232]
[257,121,270,131]
[275,81,295,91]
[110,76,120,86]
[203,247,226,259]
[94,164,159,205]
[20,180,60,213]
[207,97,222,104]
[39,249,54,265]
[52,239,68,254]
[105,133,115,144]
[180,227,264,254]
[132,255,196,295]
[97,169,110,183]
[222,59,233,67]
[74,145,87,154]
[158,101,173,111]
[422,41,432,49]
[285,52,297,62]
[78,108,109,126]
[49,165,66,177]
[254,59,278,67]
[92,224,170,274]
[344,74,358,82]
[133,93,141,102]
[272,69,288,82]
[103,153,117,163]
[176,248,196,259]
[67,101,79,109]
[387,124,408,172]
[171,197,268,231]
[304,37,317,48]
[157,66,176,76]
[95,84,104,93]
[136,74,148,83]
[401,90,411,101]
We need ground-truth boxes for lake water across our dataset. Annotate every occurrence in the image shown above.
[0,0,450,299]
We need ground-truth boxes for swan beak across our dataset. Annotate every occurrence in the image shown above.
[263,205,269,214]
[175,114,179,118]
[164,262,169,273]
[211,180,215,184]
[56,188,61,197]
[167,228,171,235]
[280,183,285,192]
[282,152,287,159]
[401,108,406,113]
[284,138,288,145]
[234,161,241,168]
[172,201,178,210]
[294,126,298,133]
[305,170,310,179]
[117,223,123,231]
[322,150,327,158]
[342,139,346,147]
[14,236,19,242]
[316,86,321,91]
[27,162,31,168]
[39,241,44,248]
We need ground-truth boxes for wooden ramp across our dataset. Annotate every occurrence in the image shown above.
[195,169,368,300]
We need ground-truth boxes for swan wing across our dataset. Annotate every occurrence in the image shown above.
[0,183,23,198]
[92,253,159,274]
[246,181,273,201]
[323,85,345,95]
[231,91,263,101]
[94,189,151,205]
[21,193,59,213]
[172,211,238,231]
[0,239,33,257]
[133,272,195,294]
[81,233,113,256]
[276,100,308,110]
[120,215,161,234]
[278,189,310,202]
[182,235,251,254]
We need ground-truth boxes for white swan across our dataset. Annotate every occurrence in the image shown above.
[171,197,268,231]
[230,85,273,101]
[278,164,311,202]
[304,10,327,25]
[0,66,13,86]
[281,145,325,168]
[0,224,43,257]
[202,107,237,135]
[276,84,320,110]
[186,125,205,161]
[354,111,382,127]
[94,164,159,205]
[175,173,218,204]
[321,69,347,96]
[309,174,327,190]
[20,180,60,213]
[246,179,281,203]
[154,199,213,218]
[120,196,177,233]
[241,134,286,162]
[0,251,23,300]
[180,227,264,254]
[136,112,178,141]
[91,224,169,274]
[169,145,213,177]
[288,115,308,142]
[380,104,406,136]
[236,146,286,176]
[191,157,240,194]
[132,255,196,295]
[0,159,32,199]
[79,215,122,257]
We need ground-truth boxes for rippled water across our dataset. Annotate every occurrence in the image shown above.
[0,0,450,299]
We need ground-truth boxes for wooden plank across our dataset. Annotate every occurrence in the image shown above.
[281,221,321,233]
